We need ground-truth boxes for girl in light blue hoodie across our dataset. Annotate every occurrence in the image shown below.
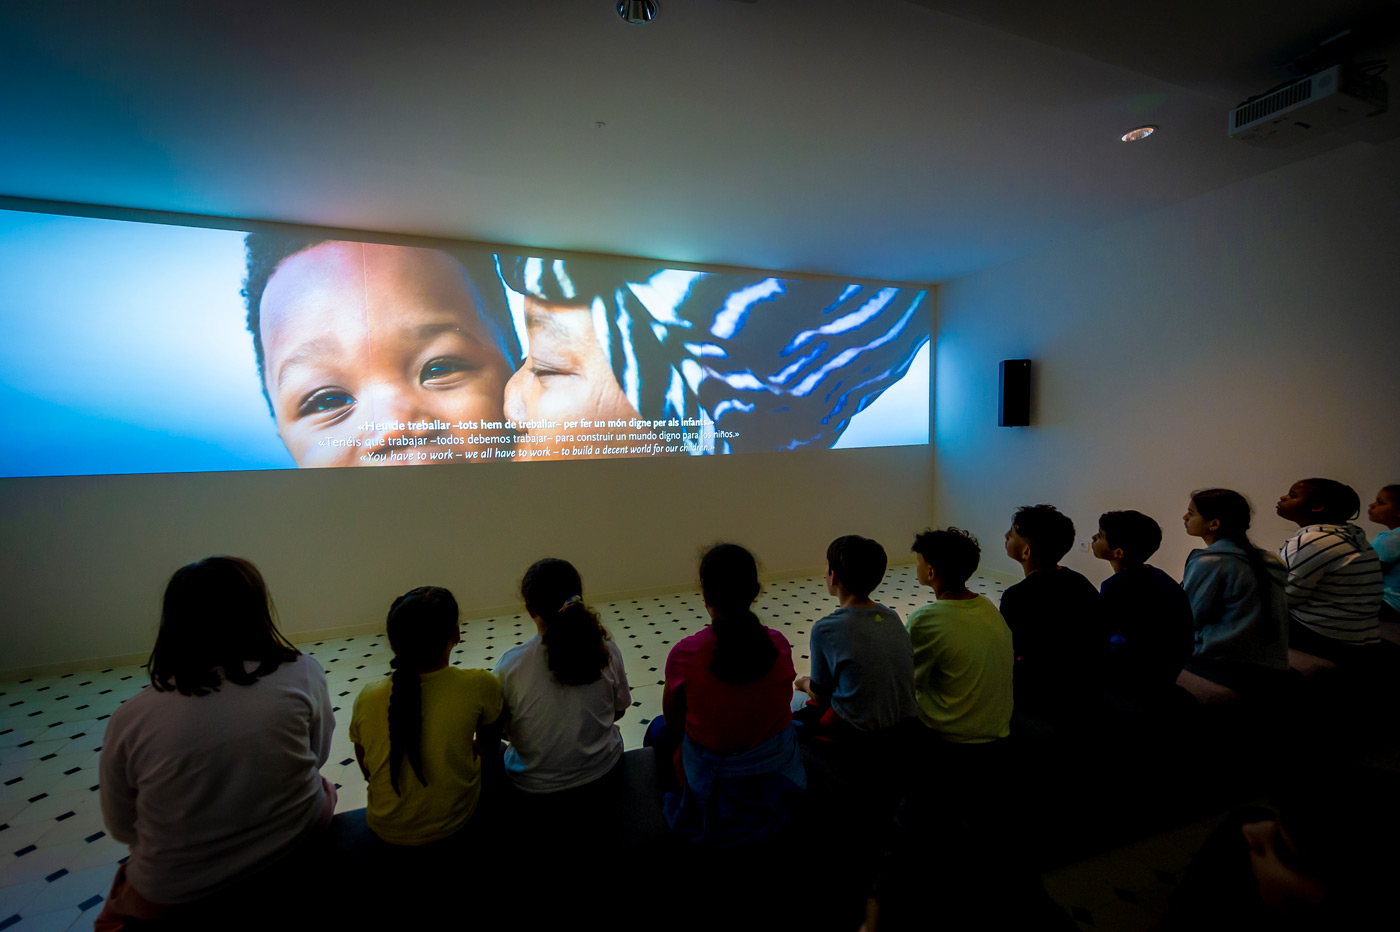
[1179,488,1289,693]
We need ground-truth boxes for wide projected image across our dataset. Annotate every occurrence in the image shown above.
[0,208,930,478]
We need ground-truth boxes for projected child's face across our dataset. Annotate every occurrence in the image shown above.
[259,242,512,466]
[503,297,641,456]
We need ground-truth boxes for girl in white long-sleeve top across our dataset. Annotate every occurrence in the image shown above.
[95,556,334,930]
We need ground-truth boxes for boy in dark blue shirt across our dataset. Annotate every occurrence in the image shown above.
[999,504,1105,724]
[1091,510,1194,699]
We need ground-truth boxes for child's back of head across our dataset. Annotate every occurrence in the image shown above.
[1097,510,1162,567]
[1010,504,1075,568]
[700,543,778,685]
[912,527,981,589]
[385,586,461,794]
[1296,478,1362,525]
[826,535,887,600]
[520,558,610,687]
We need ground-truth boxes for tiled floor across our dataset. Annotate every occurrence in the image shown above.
[0,564,1210,931]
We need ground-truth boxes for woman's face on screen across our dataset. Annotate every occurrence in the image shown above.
[259,242,512,466]
[502,296,641,457]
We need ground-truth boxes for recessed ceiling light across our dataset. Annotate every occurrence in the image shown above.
[1121,125,1157,142]
[617,1,658,24]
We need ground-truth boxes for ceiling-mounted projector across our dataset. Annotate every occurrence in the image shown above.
[1229,64,1388,148]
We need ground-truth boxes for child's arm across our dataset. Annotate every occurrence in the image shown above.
[476,713,506,758]
[347,693,369,781]
[801,625,834,704]
[610,642,631,723]
[1181,554,1227,628]
[304,658,335,769]
[661,680,685,734]
[1372,531,1400,571]
[353,743,371,781]
[97,723,137,845]
[475,671,507,757]
[1280,528,1345,607]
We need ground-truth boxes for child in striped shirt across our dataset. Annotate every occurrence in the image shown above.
[1275,478,1384,660]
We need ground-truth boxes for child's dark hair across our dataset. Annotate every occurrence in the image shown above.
[1097,511,1162,565]
[241,232,520,415]
[911,528,981,588]
[1190,489,1276,610]
[521,558,611,687]
[147,556,300,696]
[1383,484,1400,500]
[700,543,778,685]
[1296,478,1361,524]
[826,535,888,600]
[385,586,459,796]
[1011,504,1076,565]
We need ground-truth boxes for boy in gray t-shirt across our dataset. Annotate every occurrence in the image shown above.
[794,535,919,733]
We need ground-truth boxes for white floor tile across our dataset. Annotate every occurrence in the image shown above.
[0,741,71,766]
[32,813,105,849]
[0,841,89,887]
[0,878,47,918]
[0,730,49,752]
[9,792,97,829]
[0,821,57,857]
[17,865,111,919]
[7,906,83,931]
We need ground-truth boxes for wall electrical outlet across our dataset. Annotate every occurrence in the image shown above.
[1076,538,1090,553]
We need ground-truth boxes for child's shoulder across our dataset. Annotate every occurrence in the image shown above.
[908,596,979,622]
[1292,523,1354,542]
[668,625,716,659]
[445,662,499,681]
[759,624,792,655]
[492,636,540,671]
[817,603,901,625]
[351,675,393,712]
[1286,524,1366,558]
[1057,566,1099,593]
[870,601,903,621]
[1187,541,1248,565]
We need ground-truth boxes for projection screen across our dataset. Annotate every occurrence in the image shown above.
[0,207,930,478]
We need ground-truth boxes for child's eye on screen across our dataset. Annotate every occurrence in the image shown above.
[296,389,356,419]
[419,357,475,385]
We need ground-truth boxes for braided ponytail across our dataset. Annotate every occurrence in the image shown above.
[384,586,459,796]
[386,662,425,796]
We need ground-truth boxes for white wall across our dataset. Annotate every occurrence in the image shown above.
[935,139,1400,586]
[0,435,935,673]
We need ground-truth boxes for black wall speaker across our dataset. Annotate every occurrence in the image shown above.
[999,359,1031,427]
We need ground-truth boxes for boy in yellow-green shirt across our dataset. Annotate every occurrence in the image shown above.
[907,528,1014,743]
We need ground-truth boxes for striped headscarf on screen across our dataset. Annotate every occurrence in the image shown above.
[499,256,929,454]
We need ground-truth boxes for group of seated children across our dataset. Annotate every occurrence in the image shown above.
[93,478,1397,929]
[996,480,1394,712]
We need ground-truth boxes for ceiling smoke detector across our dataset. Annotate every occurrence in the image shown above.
[617,1,658,25]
